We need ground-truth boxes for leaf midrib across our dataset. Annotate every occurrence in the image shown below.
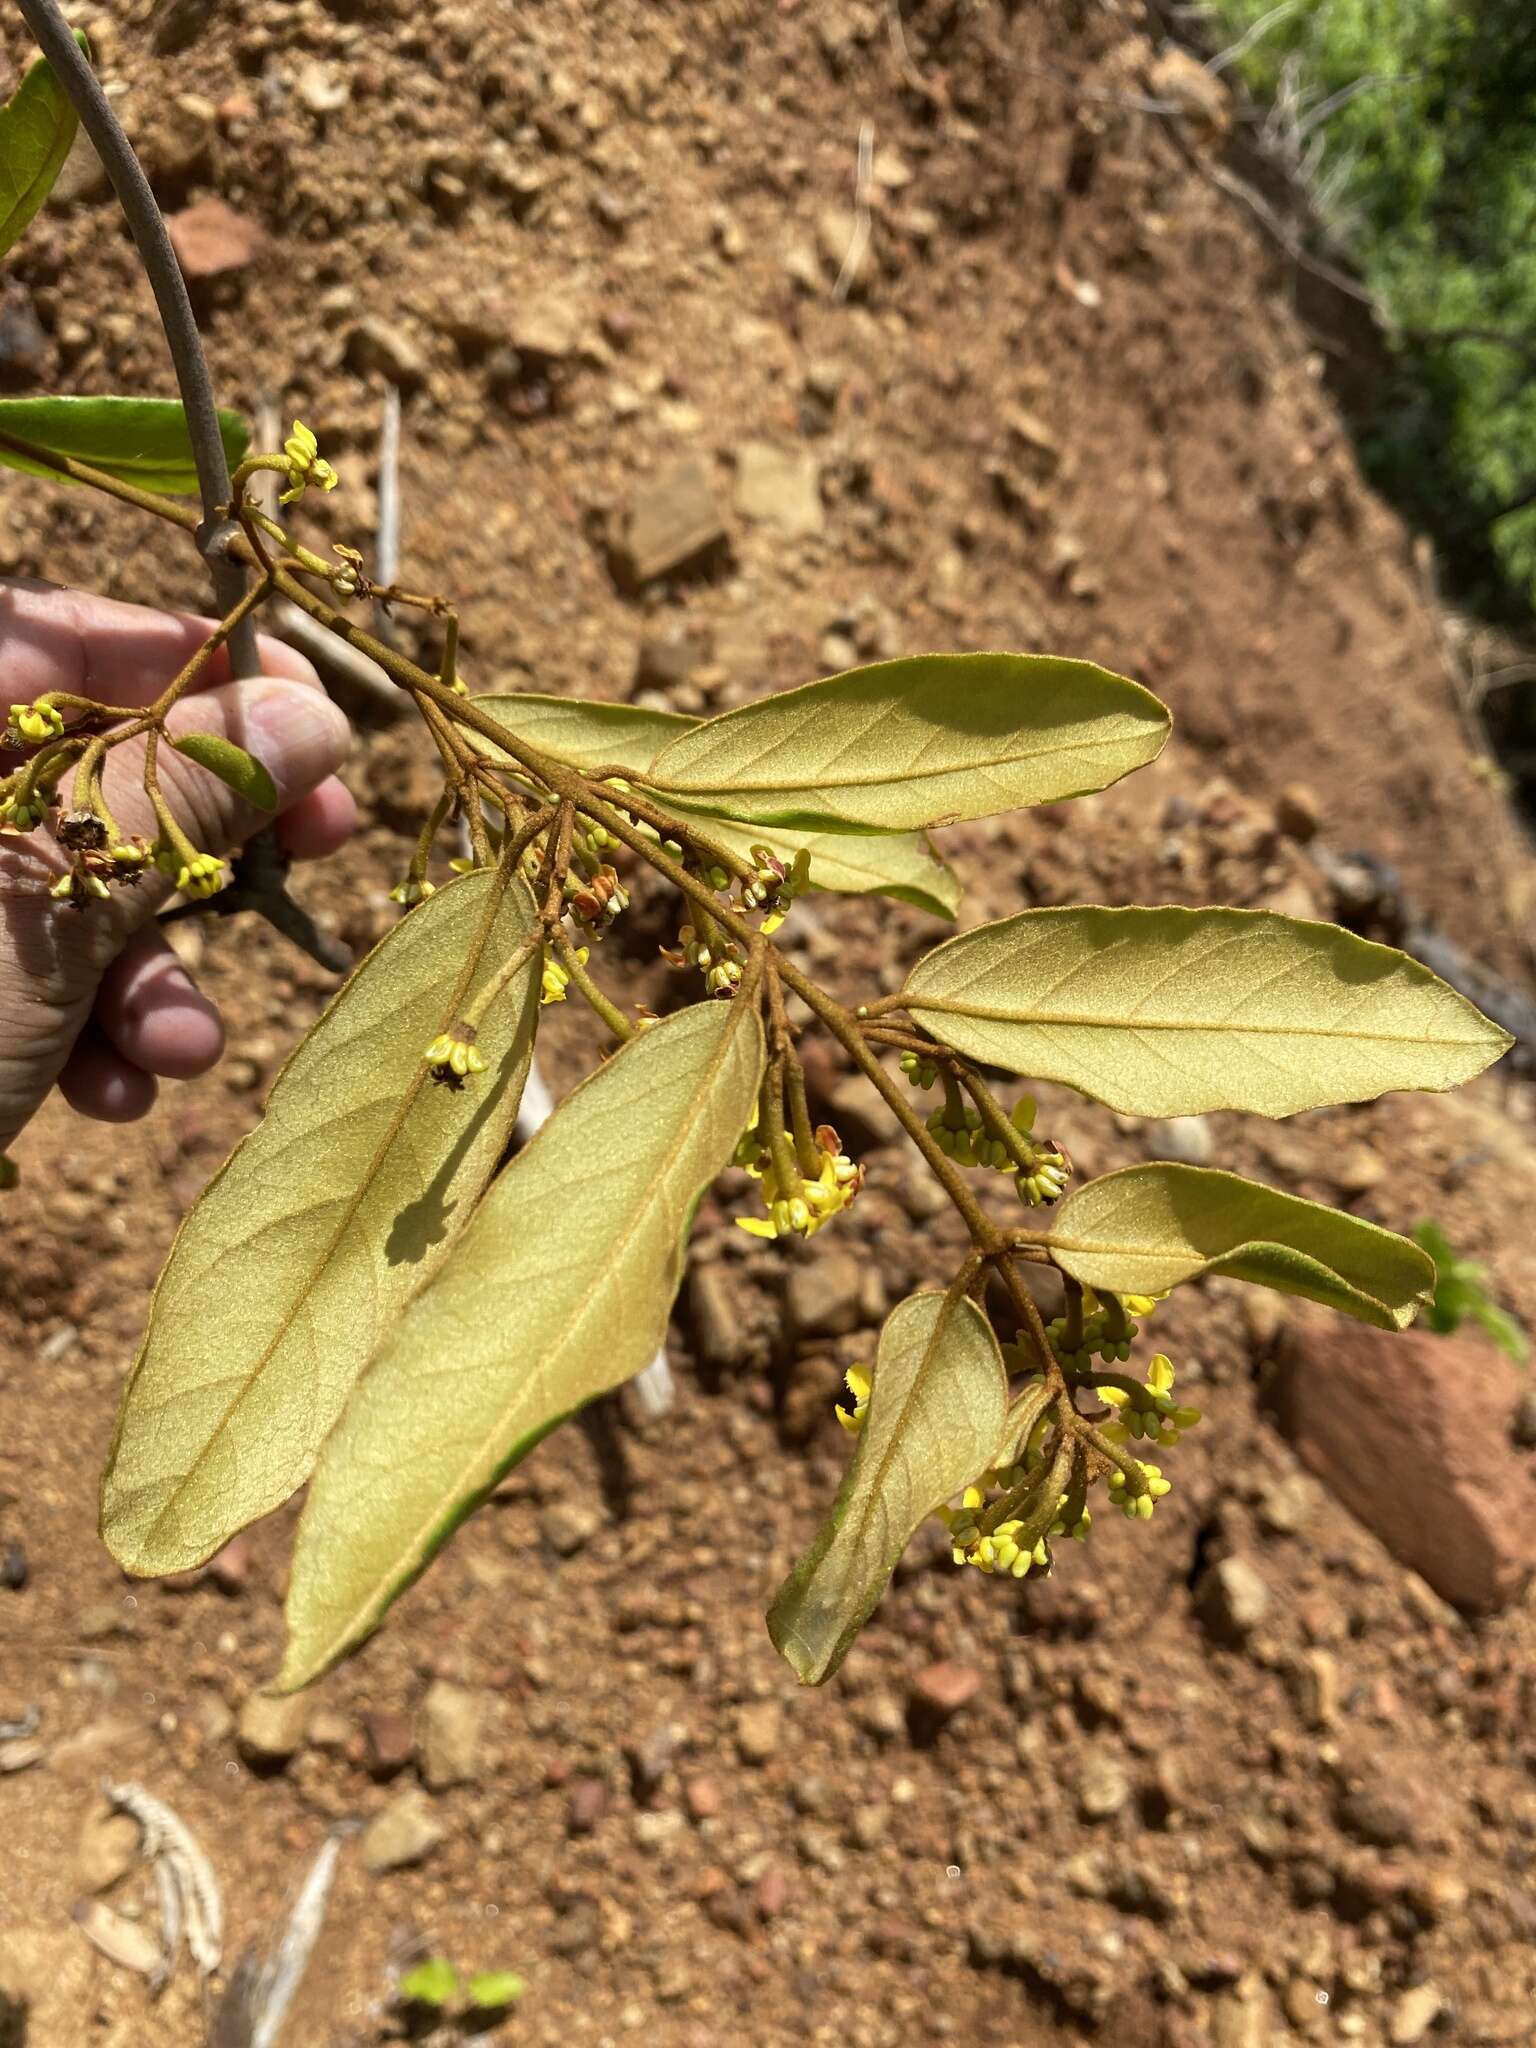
[904,991,1486,1047]
[306,1003,756,1670]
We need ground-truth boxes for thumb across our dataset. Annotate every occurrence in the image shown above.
[107,675,353,869]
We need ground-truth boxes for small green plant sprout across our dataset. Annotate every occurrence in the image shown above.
[1412,1223,1528,1363]
[396,1958,526,2029]
[1,10,1517,1690]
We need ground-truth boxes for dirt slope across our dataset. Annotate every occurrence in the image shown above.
[2,4,1534,2045]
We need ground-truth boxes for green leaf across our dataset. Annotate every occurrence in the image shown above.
[100,873,541,1576]
[639,652,1170,833]
[171,732,278,812]
[1045,1164,1435,1330]
[279,998,765,1689]
[0,38,82,259]
[465,1972,527,2010]
[398,1960,459,2008]
[903,906,1512,1117]
[0,396,250,494]
[1412,1221,1528,1362]
[472,691,960,917]
[767,1291,1008,1685]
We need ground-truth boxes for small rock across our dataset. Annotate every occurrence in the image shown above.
[853,1692,906,1741]
[0,1929,93,2040]
[1270,1324,1536,1613]
[0,284,47,380]
[634,1809,687,1855]
[684,1775,722,1821]
[735,1701,781,1766]
[547,1894,602,1956]
[791,1774,832,1814]
[421,1681,487,1789]
[1274,783,1322,842]
[1510,1387,1536,1449]
[510,295,584,363]
[296,61,349,115]
[1256,1472,1316,1536]
[1389,1985,1442,2044]
[1291,1647,1339,1730]
[206,1533,251,1595]
[362,1787,444,1873]
[734,442,824,538]
[1147,1115,1213,1166]
[0,1542,25,1590]
[687,1264,748,1371]
[848,1802,888,1849]
[909,1660,982,1725]
[306,1708,351,1753]
[167,197,264,279]
[236,1692,309,1765]
[0,1737,44,1773]
[540,1500,603,1557]
[568,1778,609,1834]
[755,1867,789,1918]
[826,1072,901,1151]
[1195,1557,1271,1644]
[77,1804,140,1893]
[346,315,427,387]
[786,1249,865,1339]
[1333,1142,1386,1196]
[1147,46,1233,141]
[1337,1781,1420,1850]
[625,1722,678,1801]
[364,1709,415,1778]
[608,459,727,589]
[1075,1750,1132,1821]
[635,625,706,693]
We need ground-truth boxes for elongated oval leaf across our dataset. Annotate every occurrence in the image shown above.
[473,691,960,916]
[279,997,766,1688]
[171,731,278,812]
[768,1291,1008,1685]
[0,39,81,257]
[1044,1164,1435,1329]
[0,396,250,494]
[904,905,1513,1117]
[640,652,1170,833]
[100,873,542,1575]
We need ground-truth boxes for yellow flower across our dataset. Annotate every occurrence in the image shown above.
[1,790,50,832]
[278,420,339,504]
[8,701,64,745]
[835,1365,871,1434]
[1107,1459,1172,1520]
[176,854,227,899]
[734,1125,864,1240]
[540,950,586,1005]
[425,1029,487,1087]
[389,876,435,906]
[49,871,110,903]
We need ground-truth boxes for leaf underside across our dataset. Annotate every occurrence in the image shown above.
[0,395,251,494]
[471,690,961,917]
[1045,1164,1436,1329]
[100,873,542,1576]
[0,41,79,258]
[768,1291,1008,1685]
[278,997,766,1689]
[904,904,1513,1118]
[641,652,1171,833]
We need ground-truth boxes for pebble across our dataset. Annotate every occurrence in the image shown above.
[296,60,350,114]
[1291,1646,1339,1729]
[1075,1750,1132,1821]
[786,1249,865,1340]
[76,1804,141,1892]
[625,1723,679,1801]
[1337,1781,1420,1850]
[166,197,264,278]
[1146,1115,1214,1165]
[755,1867,789,1919]
[608,458,727,589]
[853,1692,906,1740]
[0,1542,25,1590]
[1511,1387,1536,1449]
[1275,783,1322,842]
[848,1802,888,1849]
[540,1500,604,1557]
[684,1775,722,1821]
[1256,1472,1316,1536]
[909,1660,982,1723]
[421,1680,488,1789]
[364,1709,415,1778]
[1195,1557,1271,1644]
[1390,1985,1443,2045]
[236,1691,309,1765]
[345,315,428,388]
[634,1809,686,1853]
[510,295,585,363]
[734,442,824,538]
[687,1264,748,1372]
[362,1788,445,1874]
[735,1701,781,1765]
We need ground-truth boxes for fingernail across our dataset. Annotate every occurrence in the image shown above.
[240,678,352,799]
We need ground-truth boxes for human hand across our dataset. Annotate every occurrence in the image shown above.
[1,580,355,1155]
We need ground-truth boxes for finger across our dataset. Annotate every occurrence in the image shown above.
[101,676,352,858]
[93,928,225,1079]
[275,775,358,861]
[0,578,319,712]
[56,1028,159,1123]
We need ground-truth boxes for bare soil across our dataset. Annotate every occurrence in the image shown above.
[2,4,1535,2046]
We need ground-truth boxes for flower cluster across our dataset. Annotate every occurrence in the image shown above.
[663,920,746,997]
[570,862,629,929]
[7,700,65,746]
[0,787,53,833]
[1097,1352,1202,1449]
[917,1084,1071,1208]
[277,420,339,505]
[736,1121,864,1240]
[389,875,435,907]
[1039,1286,1164,1371]
[424,1028,487,1088]
[154,847,227,899]
[1107,1460,1172,1520]
[540,948,588,1005]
